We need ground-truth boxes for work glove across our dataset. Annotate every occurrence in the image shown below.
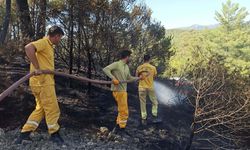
[112,79,120,85]
[139,75,146,80]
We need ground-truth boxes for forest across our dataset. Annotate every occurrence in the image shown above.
[0,0,249,149]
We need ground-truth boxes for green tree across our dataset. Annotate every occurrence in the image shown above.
[167,29,208,77]
[168,0,250,77]
[209,0,250,76]
[215,0,248,32]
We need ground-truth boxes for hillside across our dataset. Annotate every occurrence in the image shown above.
[0,57,194,150]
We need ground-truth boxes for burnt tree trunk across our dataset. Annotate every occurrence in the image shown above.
[0,0,11,45]
[87,48,92,95]
[68,0,74,75]
[185,116,196,150]
[36,0,46,39]
[16,0,34,41]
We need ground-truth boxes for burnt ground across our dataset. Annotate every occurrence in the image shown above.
[0,59,194,150]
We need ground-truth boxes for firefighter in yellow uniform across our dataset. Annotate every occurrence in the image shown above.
[15,26,65,145]
[136,54,161,125]
[103,50,142,135]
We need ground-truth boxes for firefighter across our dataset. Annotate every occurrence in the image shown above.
[136,54,161,126]
[103,50,143,135]
[15,26,65,145]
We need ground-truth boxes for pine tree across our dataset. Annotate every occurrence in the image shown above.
[210,0,250,76]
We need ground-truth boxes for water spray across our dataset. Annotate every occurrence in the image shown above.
[154,81,187,105]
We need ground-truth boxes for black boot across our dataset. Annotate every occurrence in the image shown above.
[112,125,124,134]
[141,119,147,126]
[50,131,64,145]
[152,116,162,123]
[117,128,131,139]
[14,131,32,144]
[111,124,120,134]
[139,119,147,129]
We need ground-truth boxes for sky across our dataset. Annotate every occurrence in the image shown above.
[144,0,250,29]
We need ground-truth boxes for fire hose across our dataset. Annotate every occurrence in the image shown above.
[0,70,141,102]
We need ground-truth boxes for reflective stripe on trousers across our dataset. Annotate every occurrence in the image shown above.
[112,91,128,128]
[22,85,60,134]
[138,87,158,120]
[26,120,39,127]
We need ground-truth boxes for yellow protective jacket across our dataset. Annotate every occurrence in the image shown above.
[136,63,157,89]
[29,37,55,86]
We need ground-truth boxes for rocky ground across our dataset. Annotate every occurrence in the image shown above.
[0,57,193,150]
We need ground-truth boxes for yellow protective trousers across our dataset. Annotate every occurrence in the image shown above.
[112,91,128,128]
[21,85,60,134]
[138,88,158,120]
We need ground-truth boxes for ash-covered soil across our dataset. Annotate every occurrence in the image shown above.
[0,60,193,150]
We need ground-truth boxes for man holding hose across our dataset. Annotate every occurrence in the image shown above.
[103,50,143,135]
[15,26,65,145]
[136,54,161,126]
